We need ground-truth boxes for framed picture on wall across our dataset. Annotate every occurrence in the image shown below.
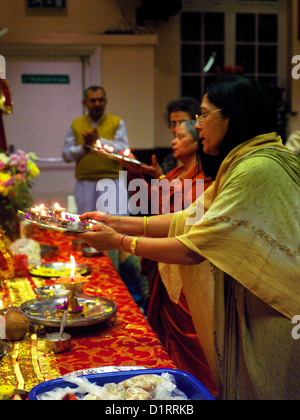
[27,0,67,10]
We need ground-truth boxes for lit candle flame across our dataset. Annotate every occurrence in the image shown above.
[61,211,66,220]
[96,139,102,149]
[70,255,75,281]
[123,148,131,157]
[33,204,44,213]
[108,146,114,153]
[54,203,61,210]
[0,300,3,309]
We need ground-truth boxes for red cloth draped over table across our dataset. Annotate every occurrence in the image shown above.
[31,228,177,375]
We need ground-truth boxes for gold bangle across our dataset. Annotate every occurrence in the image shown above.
[130,237,138,256]
[143,216,150,237]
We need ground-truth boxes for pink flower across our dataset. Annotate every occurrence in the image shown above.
[3,178,15,187]
[9,150,27,169]
[17,162,27,173]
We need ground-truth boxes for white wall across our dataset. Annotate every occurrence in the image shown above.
[4,56,83,206]
[2,37,157,206]
[101,45,155,149]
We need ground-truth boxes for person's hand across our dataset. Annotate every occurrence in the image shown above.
[82,129,99,147]
[125,150,138,161]
[76,223,122,252]
[140,155,164,179]
[79,211,117,229]
[118,158,143,177]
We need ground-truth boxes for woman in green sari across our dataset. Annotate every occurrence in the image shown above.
[73,76,300,400]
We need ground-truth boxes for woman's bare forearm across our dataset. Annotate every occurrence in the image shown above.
[120,235,204,265]
[74,219,204,266]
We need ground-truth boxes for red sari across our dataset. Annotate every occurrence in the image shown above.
[142,164,217,395]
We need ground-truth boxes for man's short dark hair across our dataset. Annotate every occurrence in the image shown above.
[84,85,106,99]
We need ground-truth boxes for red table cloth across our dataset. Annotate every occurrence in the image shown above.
[31,228,177,376]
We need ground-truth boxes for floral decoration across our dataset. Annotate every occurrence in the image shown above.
[0,149,40,238]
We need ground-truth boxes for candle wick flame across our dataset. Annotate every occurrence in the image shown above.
[124,148,131,157]
[70,255,75,281]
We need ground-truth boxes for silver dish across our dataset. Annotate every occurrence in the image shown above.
[82,247,103,258]
[34,285,69,299]
[29,262,91,279]
[18,209,97,233]
[20,295,117,328]
[44,332,72,354]
[88,146,143,167]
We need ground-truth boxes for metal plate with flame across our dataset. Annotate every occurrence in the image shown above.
[20,295,117,328]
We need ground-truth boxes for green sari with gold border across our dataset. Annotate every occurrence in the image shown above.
[159,133,300,399]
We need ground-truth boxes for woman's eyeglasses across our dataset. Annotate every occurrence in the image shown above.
[195,109,222,125]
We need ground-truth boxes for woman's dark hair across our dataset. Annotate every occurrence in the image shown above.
[164,97,200,126]
[201,75,278,179]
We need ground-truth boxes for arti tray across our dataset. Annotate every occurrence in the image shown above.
[29,262,91,279]
[20,295,117,328]
[88,146,143,167]
[18,210,96,233]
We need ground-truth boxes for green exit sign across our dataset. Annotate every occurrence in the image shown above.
[27,0,66,9]
[22,74,70,84]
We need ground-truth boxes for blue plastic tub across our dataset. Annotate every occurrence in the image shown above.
[29,368,215,400]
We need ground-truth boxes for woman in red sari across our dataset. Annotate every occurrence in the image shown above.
[140,120,216,394]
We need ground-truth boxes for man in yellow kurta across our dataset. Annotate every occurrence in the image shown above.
[62,85,129,267]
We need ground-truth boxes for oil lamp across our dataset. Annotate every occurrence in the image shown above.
[56,255,88,313]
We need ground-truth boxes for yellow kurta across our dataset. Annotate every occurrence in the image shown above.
[72,114,122,181]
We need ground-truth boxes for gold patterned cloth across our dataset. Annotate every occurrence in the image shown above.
[0,229,177,394]
[0,334,60,392]
[0,278,61,392]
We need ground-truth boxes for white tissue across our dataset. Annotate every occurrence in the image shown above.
[10,238,42,266]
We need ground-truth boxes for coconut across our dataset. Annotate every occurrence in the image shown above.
[5,307,29,341]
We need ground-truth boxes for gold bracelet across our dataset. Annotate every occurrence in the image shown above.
[143,216,150,237]
[130,237,139,256]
